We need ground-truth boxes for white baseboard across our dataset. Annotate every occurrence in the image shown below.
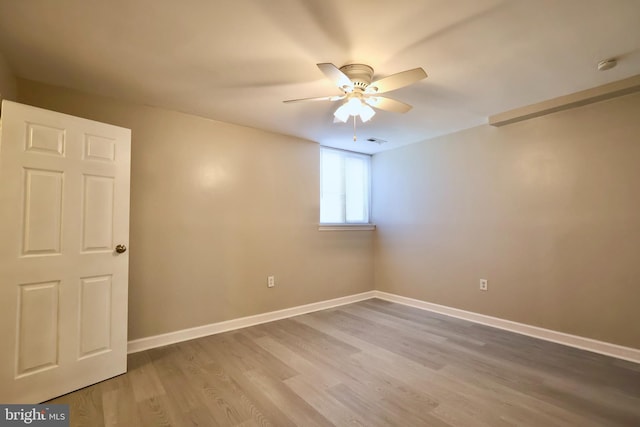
[373,291,640,364]
[127,289,640,365]
[127,291,376,354]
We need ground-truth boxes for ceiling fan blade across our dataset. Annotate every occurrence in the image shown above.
[365,68,427,94]
[365,96,413,113]
[283,95,345,103]
[317,63,353,91]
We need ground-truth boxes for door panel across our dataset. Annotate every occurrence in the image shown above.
[0,100,131,403]
[22,169,64,255]
[17,281,59,377]
[26,123,65,156]
[84,134,115,162]
[79,275,112,358]
[82,174,114,252]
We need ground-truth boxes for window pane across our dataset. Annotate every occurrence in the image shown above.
[320,150,344,223]
[345,157,368,222]
[321,150,343,196]
[320,194,343,223]
[320,147,370,224]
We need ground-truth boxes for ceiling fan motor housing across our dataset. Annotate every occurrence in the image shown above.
[339,64,374,90]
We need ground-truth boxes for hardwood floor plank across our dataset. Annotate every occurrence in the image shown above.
[233,419,264,427]
[283,374,368,426]
[435,365,600,427]
[128,351,167,402]
[363,299,479,334]
[327,382,450,427]
[243,369,334,427]
[523,381,640,426]
[253,335,343,388]
[196,338,299,427]
[344,302,450,344]
[226,331,300,380]
[274,318,362,354]
[171,341,253,425]
[314,309,448,370]
[101,389,118,426]
[101,377,144,427]
[135,395,181,427]
[48,380,110,427]
[266,321,442,423]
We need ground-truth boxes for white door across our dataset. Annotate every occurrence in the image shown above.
[0,100,131,403]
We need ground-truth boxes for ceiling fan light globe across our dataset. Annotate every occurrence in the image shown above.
[333,104,350,122]
[360,105,376,122]
[345,98,363,115]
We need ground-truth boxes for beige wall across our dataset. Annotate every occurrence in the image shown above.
[372,92,640,349]
[17,79,373,340]
[0,52,16,102]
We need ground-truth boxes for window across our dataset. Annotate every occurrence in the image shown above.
[320,147,371,225]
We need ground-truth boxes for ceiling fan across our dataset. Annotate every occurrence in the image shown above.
[284,63,428,124]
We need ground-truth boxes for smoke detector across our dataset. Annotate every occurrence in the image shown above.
[597,58,617,71]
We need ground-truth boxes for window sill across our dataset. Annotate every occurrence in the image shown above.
[318,224,376,231]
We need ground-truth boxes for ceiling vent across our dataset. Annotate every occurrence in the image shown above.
[367,137,387,145]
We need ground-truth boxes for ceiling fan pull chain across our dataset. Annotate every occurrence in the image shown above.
[353,115,357,141]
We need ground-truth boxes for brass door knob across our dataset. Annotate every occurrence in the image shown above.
[115,244,127,254]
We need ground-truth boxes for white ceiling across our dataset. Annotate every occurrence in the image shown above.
[1,0,639,154]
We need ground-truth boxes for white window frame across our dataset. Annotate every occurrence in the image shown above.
[319,147,375,231]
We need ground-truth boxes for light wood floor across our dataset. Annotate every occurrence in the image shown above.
[48,299,640,426]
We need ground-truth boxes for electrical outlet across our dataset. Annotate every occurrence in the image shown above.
[479,279,488,291]
[267,276,275,288]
